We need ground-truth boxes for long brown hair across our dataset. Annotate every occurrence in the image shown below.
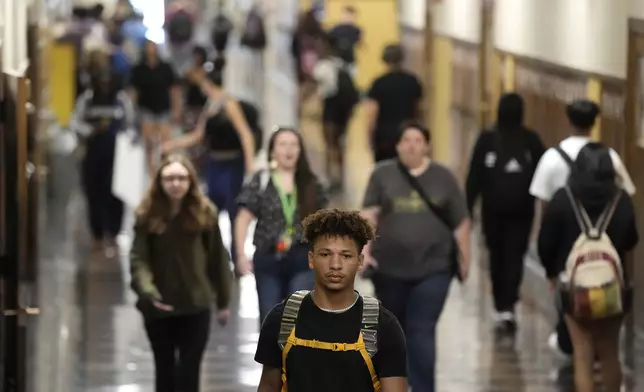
[268,128,318,218]
[135,154,216,234]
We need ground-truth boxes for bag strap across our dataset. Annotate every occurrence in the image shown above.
[564,186,592,237]
[278,290,310,349]
[555,146,574,168]
[259,169,271,192]
[395,161,454,231]
[361,295,379,357]
[596,191,623,235]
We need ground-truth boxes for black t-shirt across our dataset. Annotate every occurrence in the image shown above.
[130,61,177,113]
[329,23,362,63]
[367,70,423,140]
[255,294,407,392]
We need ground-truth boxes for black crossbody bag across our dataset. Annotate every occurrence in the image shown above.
[396,161,463,282]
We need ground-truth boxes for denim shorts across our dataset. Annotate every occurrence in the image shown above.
[140,109,171,124]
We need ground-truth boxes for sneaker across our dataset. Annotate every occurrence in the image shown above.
[548,332,572,360]
[494,311,517,333]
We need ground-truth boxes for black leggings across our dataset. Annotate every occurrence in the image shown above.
[144,311,211,392]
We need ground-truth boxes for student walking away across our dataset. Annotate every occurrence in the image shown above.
[538,143,637,392]
[70,68,135,258]
[165,1,196,46]
[313,34,360,191]
[211,0,234,53]
[240,4,267,51]
[184,46,209,130]
[328,6,362,76]
[291,10,325,86]
[465,93,545,332]
[162,56,258,263]
[130,154,233,392]
[361,122,471,392]
[255,208,408,392]
[235,128,328,323]
[529,99,636,356]
[129,40,182,177]
[364,45,423,162]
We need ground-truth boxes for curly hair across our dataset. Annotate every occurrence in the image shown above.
[302,208,376,251]
[135,154,216,234]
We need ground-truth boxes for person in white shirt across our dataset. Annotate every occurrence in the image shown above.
[529,99,635,360]
[529,100,635,202]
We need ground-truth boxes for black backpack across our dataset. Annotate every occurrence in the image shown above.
[333,66,360,112]
[167,10,194,45]
[485,130,535,213]
[240,8,267,50]
[335,36,355,63]
[211,13,234,52]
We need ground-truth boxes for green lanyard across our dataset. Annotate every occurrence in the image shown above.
[272,173,298,234]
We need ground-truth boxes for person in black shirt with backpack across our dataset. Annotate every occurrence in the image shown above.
[328,6,362,76]
[255,208,408,392]
[538,143,637,392]
[465,93,545,332]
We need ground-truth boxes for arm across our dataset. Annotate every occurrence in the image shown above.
[117,91,137,130]
[257,367,282,392]
[129,223,161,301]
[234,208,256,263]
[254,306,284,391]
[362,99,379,140]
[537,191,565,280]
[69,91,93,137]
[235,174,261,264]
[444,168,472,278]
[465,133,487,215]
[206,212,233,310]
[225,100,256,174]
[170,83,183,121]
[373,311,408,392]
[164,103,209,151]
[361,168,384,261]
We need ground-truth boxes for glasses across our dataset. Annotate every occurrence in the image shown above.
[161,174,190,184]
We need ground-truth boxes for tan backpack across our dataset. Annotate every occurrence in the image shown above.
[561,187,624,320]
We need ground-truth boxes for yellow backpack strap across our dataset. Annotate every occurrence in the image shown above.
[278,290,310,349]
[361,295,379,357]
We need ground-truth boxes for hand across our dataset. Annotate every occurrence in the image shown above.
[236,254,253,276]
[172,111,182,125]
[548,279,557,293]
[217,308,230,326]
[152,300,174,312]
[459,261,470,282]
[161,140,175,154]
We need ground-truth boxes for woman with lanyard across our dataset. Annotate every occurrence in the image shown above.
[234,127,328,323]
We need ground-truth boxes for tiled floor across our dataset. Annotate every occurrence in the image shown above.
[35,19,643,392]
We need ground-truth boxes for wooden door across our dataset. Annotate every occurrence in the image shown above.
[514,60,587,147]
[624,19,644,340]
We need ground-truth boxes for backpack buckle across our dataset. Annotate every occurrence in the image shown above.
[332,343,345,351]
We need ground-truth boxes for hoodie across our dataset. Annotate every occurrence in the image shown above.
[465,93,546,216]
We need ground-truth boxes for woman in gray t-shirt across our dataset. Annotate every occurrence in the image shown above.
[361,121,471,392]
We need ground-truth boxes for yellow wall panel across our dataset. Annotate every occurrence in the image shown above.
[49,43,76,127]
[431,36,453,164]
[503,54,516,92]
[586,77,602,141]
[324,0,399,89]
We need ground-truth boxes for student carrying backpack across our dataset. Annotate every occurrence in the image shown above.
[537,142,637,392]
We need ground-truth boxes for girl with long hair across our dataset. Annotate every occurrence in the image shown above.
[234,127,328,323]
[162,56,256,265]
[130,154,232,392]
[538,143,637,392]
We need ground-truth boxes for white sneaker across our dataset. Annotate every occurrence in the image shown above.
[548,332,572,360]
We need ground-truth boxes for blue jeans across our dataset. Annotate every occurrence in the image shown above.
[205,156,245,263]
[254,245,314,324]
[373,272,452,392]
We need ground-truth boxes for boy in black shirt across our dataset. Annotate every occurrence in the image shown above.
[255,209,408,392]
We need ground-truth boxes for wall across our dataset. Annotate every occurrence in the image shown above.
[631,0,644,20]
[495,0,629,79]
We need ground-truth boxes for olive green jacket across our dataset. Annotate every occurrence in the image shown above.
[130,210,233,318]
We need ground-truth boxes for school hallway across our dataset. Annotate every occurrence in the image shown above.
[32,37,643,392]
[11,1,644,391]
